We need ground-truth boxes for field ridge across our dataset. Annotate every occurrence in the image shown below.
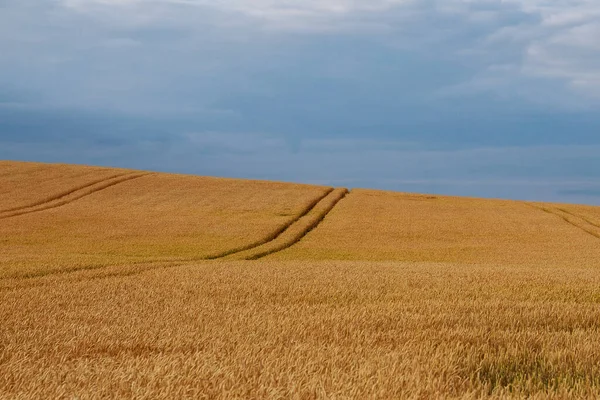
[4,161,600,398]
[0,172,152,220]
[227,188,349,260]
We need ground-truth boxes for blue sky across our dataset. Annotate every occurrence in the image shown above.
[1,0,600,204]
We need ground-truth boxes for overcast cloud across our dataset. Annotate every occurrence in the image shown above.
[1,0,599,203]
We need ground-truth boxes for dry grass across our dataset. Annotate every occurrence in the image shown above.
[2,261,600,399]
[3,161,600,399]
[269,189,600,265]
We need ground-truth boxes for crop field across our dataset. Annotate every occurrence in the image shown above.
[0,161,133,212]
[269,189,600,265]
[0,163,329,279]
[2,161,600,399]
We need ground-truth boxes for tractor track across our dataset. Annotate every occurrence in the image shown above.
[1,186,349,286]
[558,208,600,230]
[0,172,152,220]
[531,204,600,240]
[226,188,349,260]
[0,173,129,213]
[202,187,336,260]
[0,261,185,293]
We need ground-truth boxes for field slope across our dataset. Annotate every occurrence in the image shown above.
[0,161,330,278]
[2,161,600,399]
[268,189,600,265]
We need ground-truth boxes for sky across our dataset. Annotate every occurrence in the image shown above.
[1,0,600,204]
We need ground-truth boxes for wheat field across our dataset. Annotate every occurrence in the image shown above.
[0,163,329,279]
[0,161,133,211]
[2,161,600,399]
[269,189,600,265]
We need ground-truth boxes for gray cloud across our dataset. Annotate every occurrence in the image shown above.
[3,0,600,112]
[4,121,600,204]
[558,188,600,198]
[2,0,600,205]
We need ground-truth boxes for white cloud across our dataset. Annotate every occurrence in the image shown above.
[420,1,600,104]
[63,0,411,13]
[56,0,600,105]
[0,0,597,111]
[523,22,600,92]
[508,1,600,100]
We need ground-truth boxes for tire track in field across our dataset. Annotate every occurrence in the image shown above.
[0,173,130,213]
[0,173,152,220]
[1,186,346,284]
[204,187,335,259]
[531,204,600,240]
[225,188,349,260]
[558,208,600,230]
[0,261,186,292]
[2,188,349,287]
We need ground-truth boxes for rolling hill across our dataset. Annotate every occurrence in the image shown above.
[2,161,600,399]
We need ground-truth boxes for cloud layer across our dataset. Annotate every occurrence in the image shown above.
[1,0,599,203]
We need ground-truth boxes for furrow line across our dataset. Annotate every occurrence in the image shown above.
[0,261,186,293]
[203,187,335,260]
[531,204,600,240]
[0,172,131,213]
[0,173,152,220]
[0,186,348,282]
[229,188,349,260]
[558,208,600,230]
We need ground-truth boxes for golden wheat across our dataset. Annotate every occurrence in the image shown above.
[2,161,600,399]
[0,161,131,211]
[226,188,348,260]
[0,162,330,278]
[2,261,600,399]
[269,189,600,266]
